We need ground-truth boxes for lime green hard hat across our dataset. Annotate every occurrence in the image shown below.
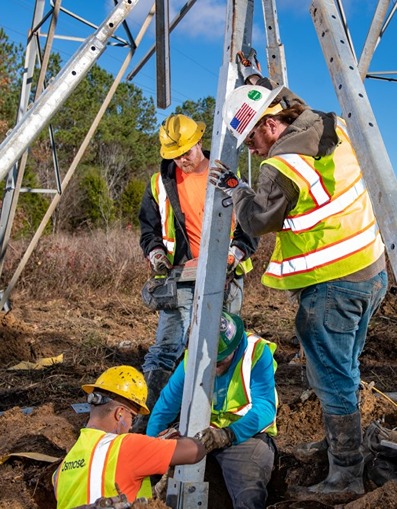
[217,311,245,362]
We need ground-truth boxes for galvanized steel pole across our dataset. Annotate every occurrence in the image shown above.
[166,1,254,508]
[311,0,397,281]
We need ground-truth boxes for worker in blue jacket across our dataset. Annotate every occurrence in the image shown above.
[147,311,278,509]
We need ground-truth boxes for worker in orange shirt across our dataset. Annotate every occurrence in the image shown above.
[135,114,258,432]
[52,365,205,508]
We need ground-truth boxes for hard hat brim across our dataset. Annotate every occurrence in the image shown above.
[160,121,206,159]
[82,382,150,415]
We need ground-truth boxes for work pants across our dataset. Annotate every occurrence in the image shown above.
[142,277,243,373]
[212,432,275,509]
[295,270,387,415]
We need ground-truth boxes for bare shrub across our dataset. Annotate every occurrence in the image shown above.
[2,226,150,298]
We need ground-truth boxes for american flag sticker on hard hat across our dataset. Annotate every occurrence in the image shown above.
[230,103,256,133]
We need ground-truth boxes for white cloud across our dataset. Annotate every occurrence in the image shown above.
[171,0,228,40]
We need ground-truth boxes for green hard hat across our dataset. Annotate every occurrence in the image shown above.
[217,311,245,362]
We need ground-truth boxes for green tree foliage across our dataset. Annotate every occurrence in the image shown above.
[33,64,160,230]
[18,168,51,237]
[119,178,146,227]
[51,64,114,166]
[78,166,115,229]
[0,29,230,236]
[0,28,24,137]
[95,80,160,192]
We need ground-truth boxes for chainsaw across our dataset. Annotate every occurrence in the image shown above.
[141,259,198,311]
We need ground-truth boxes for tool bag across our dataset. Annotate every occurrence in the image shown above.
[363,420,397,486]
[141,273,178,311]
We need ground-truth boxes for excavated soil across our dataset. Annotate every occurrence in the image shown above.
[0,243,396,509]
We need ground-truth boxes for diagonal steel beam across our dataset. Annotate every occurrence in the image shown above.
[358,0,390,79]
[261,0,288,86]
[0,0,139,183]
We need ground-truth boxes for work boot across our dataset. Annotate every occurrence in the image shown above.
[288,411,365,504]
[293,436,328,463]
[132,368,172,434]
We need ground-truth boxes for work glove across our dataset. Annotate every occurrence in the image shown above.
[154,466,174,501]
[209,160,249,197]
[148,248,172,274]
[194,426,235,453]
[227,245,246,274]
[237,48,263,83]
[158,427,181,440]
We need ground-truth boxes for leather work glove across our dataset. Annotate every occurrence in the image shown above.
[227,245,246,274]
[209,160,249,197]
[237,48,263,83]
[194,426,235,453]
[148,248,172,274]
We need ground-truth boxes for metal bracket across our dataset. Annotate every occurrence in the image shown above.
[166,478,209,509]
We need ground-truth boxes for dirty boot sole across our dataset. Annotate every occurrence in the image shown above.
[267,500,333,508]
[286,485,364,505]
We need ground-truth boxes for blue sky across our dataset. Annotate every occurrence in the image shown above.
[1,0,396,169]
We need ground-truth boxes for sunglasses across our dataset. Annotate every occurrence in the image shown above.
[119,404,139,423]
[244,126,259,147]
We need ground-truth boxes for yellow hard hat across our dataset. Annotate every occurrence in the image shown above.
[82,365,150,415]
[159,114,206,159]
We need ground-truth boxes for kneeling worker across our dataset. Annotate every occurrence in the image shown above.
[52,366,206,509]
[147,312,278,509]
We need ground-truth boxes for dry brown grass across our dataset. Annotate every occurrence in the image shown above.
[2,227,149,299]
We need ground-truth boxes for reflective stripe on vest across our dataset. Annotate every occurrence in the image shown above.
[184,334,278,436]
[151,173,176,260]
[266,221,380,278]
[89,433,115,501]
[283,177,366,232]
[278,154,331,208]
[151,172,253,275]
[89,434,152,501]
[261,118,384,290]
[54,430,151,508]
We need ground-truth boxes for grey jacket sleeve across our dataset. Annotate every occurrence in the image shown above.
[232,166,298,237]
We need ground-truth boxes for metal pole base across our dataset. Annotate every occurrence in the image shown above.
[166,478,209,509]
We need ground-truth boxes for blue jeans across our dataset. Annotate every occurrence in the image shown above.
[212,433,275,509]
[295,270,387,415]
[142,278,244,373]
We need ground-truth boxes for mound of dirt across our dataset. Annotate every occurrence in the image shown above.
[0,244,396,509]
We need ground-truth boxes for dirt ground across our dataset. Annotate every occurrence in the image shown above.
[0,242,396,509]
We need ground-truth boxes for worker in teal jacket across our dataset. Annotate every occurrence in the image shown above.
[147,311,278,509]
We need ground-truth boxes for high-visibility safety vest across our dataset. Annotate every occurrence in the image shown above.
[184,333,278,436]
[52,429,151,509]
[261,118,384,290]
[151,173,253,275]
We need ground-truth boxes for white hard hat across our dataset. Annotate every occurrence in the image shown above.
[222,85,284,148]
